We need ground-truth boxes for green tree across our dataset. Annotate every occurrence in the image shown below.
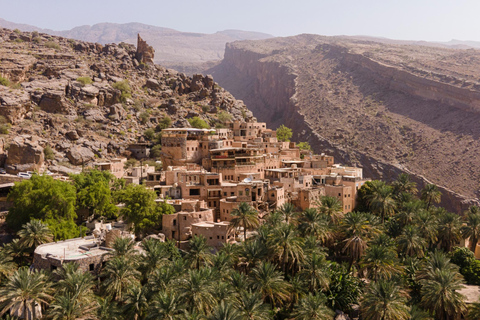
[461,207,480,252]
[361,245,401,281]
[297,142,312,151]
[392,173,418,196]
[188,117,210,129]
[115,184,174,235]
[268,223,304,275]
[185,235,213,270]
[249,261,291,308]
[292,294,334,320]
[396,225,426,258]
[276,125,292,142]
[360,280,410,320]
[208,301,241,320]
[239,239,268,274]
[71,169,118,219]
[235,291,270,320]
[297,208,332,243]
[299,252,330,292]
[101,256,141,301]
[6,175,78,240]
[228,202,260,241]
[421,184,442,209]
[123,285,149,320]
[177,268,216,314]
[366,182,396,223]
[0,267,53,320]
[17,220,53,252]
[437,211,462,252]
[146,292,186,320]
[277,202,297,224]
[318,196,343,224]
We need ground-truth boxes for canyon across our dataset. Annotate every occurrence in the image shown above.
[208,34,480,212]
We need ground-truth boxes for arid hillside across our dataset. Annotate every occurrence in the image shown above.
[208,34,480,211]
[0,18,272,73]
[0,28,252,174]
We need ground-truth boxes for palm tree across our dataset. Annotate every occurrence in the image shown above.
[277,202,297,224]
[185,235,213,269]
[297,208,332,243]
[392,173,418,196]
[437,211,462,252]
[396,200,423,227]
[96,297,123,320]
[413,210,438,248]
[239,239,267,274]
[421,184,441,209]
[139,238,170,280]
[360,280,410,320]
[396,225,427,258]
[341,211,379,271]
[177,268,216,315]
[235,291,270,320]
[212,252,235,277]
[101,256,141,301]
[249,261,291,308]
[267,223,304,275]
[292,294,335,320]
[410,306,434,320]
[228,202,260,241]
[47,292,98,320]
[361,245,401,281]
[467,300,480,320]
[299,252,330,292]
[416,251,462,282]
[123,285,149,320]
[17,220,53,251]
[0,251,16,282]
[146,292,186,320]
[0,267,53,320]
[368,184,396,223]
[112,236,137,258]
[229,271,248,295]
[318,196,344,224]
[208,301,241,320]
[461,208,480,252]
[420,268,467,320]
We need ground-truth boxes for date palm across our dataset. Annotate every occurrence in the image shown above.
[297,208,332,243]
[341,211,379,271]
[123,285,149,320]
[47,292,98,320]
[368,184,396,223]
[436,211,462,252]
[392,173,418,196]
[208,301,241,320]
[299,252,330,292]
[235,291,270,320]
[396,225,427,258]
[139,238,171,280]
[185,235,213,269]
[461,209,480,252]
[239,239,267,274]
[277,202,297,224]
[414,210,438,248]
[362,245,401,281]
[112,236,137,258]
[0,251,16,283]
[101,256,141,301]
[420,268,467,320]
[360,280,410,320]
[146,291,186,320]
[0,267,53,320]
[467,300,480,320]
[396,200,423,227]
[228,202,260,241]
[318,196,343,224]
[267,223,304,275]
[249,261,291,308]
[292,294,334,320]
[421,184,441,209]
[177,268,216,315]
[17,219,53,251]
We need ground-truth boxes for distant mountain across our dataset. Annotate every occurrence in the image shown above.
[0,18,273,71]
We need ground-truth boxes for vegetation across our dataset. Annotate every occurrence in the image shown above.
[0,173,477,319]
[188,116,210,129]
[76,77,93,86]
[43,145,55,160]
[297,141,312,151]
[0,76,10,87]
[44,41,61,50]
[276,124,292,142]
[112,80,132,102]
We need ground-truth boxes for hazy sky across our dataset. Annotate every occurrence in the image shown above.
[1,0,479,42]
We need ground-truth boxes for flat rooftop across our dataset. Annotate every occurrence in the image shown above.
[35,237,112,261]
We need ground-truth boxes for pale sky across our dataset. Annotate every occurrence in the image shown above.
[1,0,479,42]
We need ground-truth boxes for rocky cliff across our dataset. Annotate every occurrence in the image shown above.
[0,28,252,173]
[209,34,480,212]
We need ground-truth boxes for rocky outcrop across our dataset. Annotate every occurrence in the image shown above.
[209,35,480,213]
[5,135,44,173]
[136,34,155,65]
[66,146,95,165]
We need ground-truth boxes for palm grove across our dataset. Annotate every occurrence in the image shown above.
[1,172,480,319]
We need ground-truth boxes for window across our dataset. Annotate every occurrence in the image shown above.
[217,236,220,239]
[239,191,243,196]
[210,237,212,240]
[173,219,176,226]
[183,216,186,220]
[51,265,57,271]
[338,193,341,197]
[199,214,202,218]
[89,264,95,271]
[189,189,200,196]
[172,231,176,238]
[222,236,224,239]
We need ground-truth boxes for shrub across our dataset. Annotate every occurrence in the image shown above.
[217,111,232,123]
[45,41,60,50]
[113,80,132,102]
[31,31,39,38]
[144,128,155,141]
[43,145,55,160]
[0,77,10,87]
[124,158,137,169]
[0,124,10,134]
[13,29,21,34]
[297,142,312,151]
[188,116,210,129]
[202,105,209,113]
[14,38,24,43]
[156,116,172,131]
[139,111,150,124]
[76,76,93,86]
[276,124,293,142]
[150,145,162,158]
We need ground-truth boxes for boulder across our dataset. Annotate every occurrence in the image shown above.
[39,90,70,113]
[5,135,44,173]
[66,146,95,165]
[66,130,79,140]
[109,103,127,120]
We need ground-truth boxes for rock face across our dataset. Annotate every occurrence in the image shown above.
[209,34,480,212]
[5,136,44,173]
[0,27,251,169]
[136,34,155,65]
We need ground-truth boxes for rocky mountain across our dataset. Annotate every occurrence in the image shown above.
[0,18,273,73]
[0,28,252,174]
[208,34,480,212]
